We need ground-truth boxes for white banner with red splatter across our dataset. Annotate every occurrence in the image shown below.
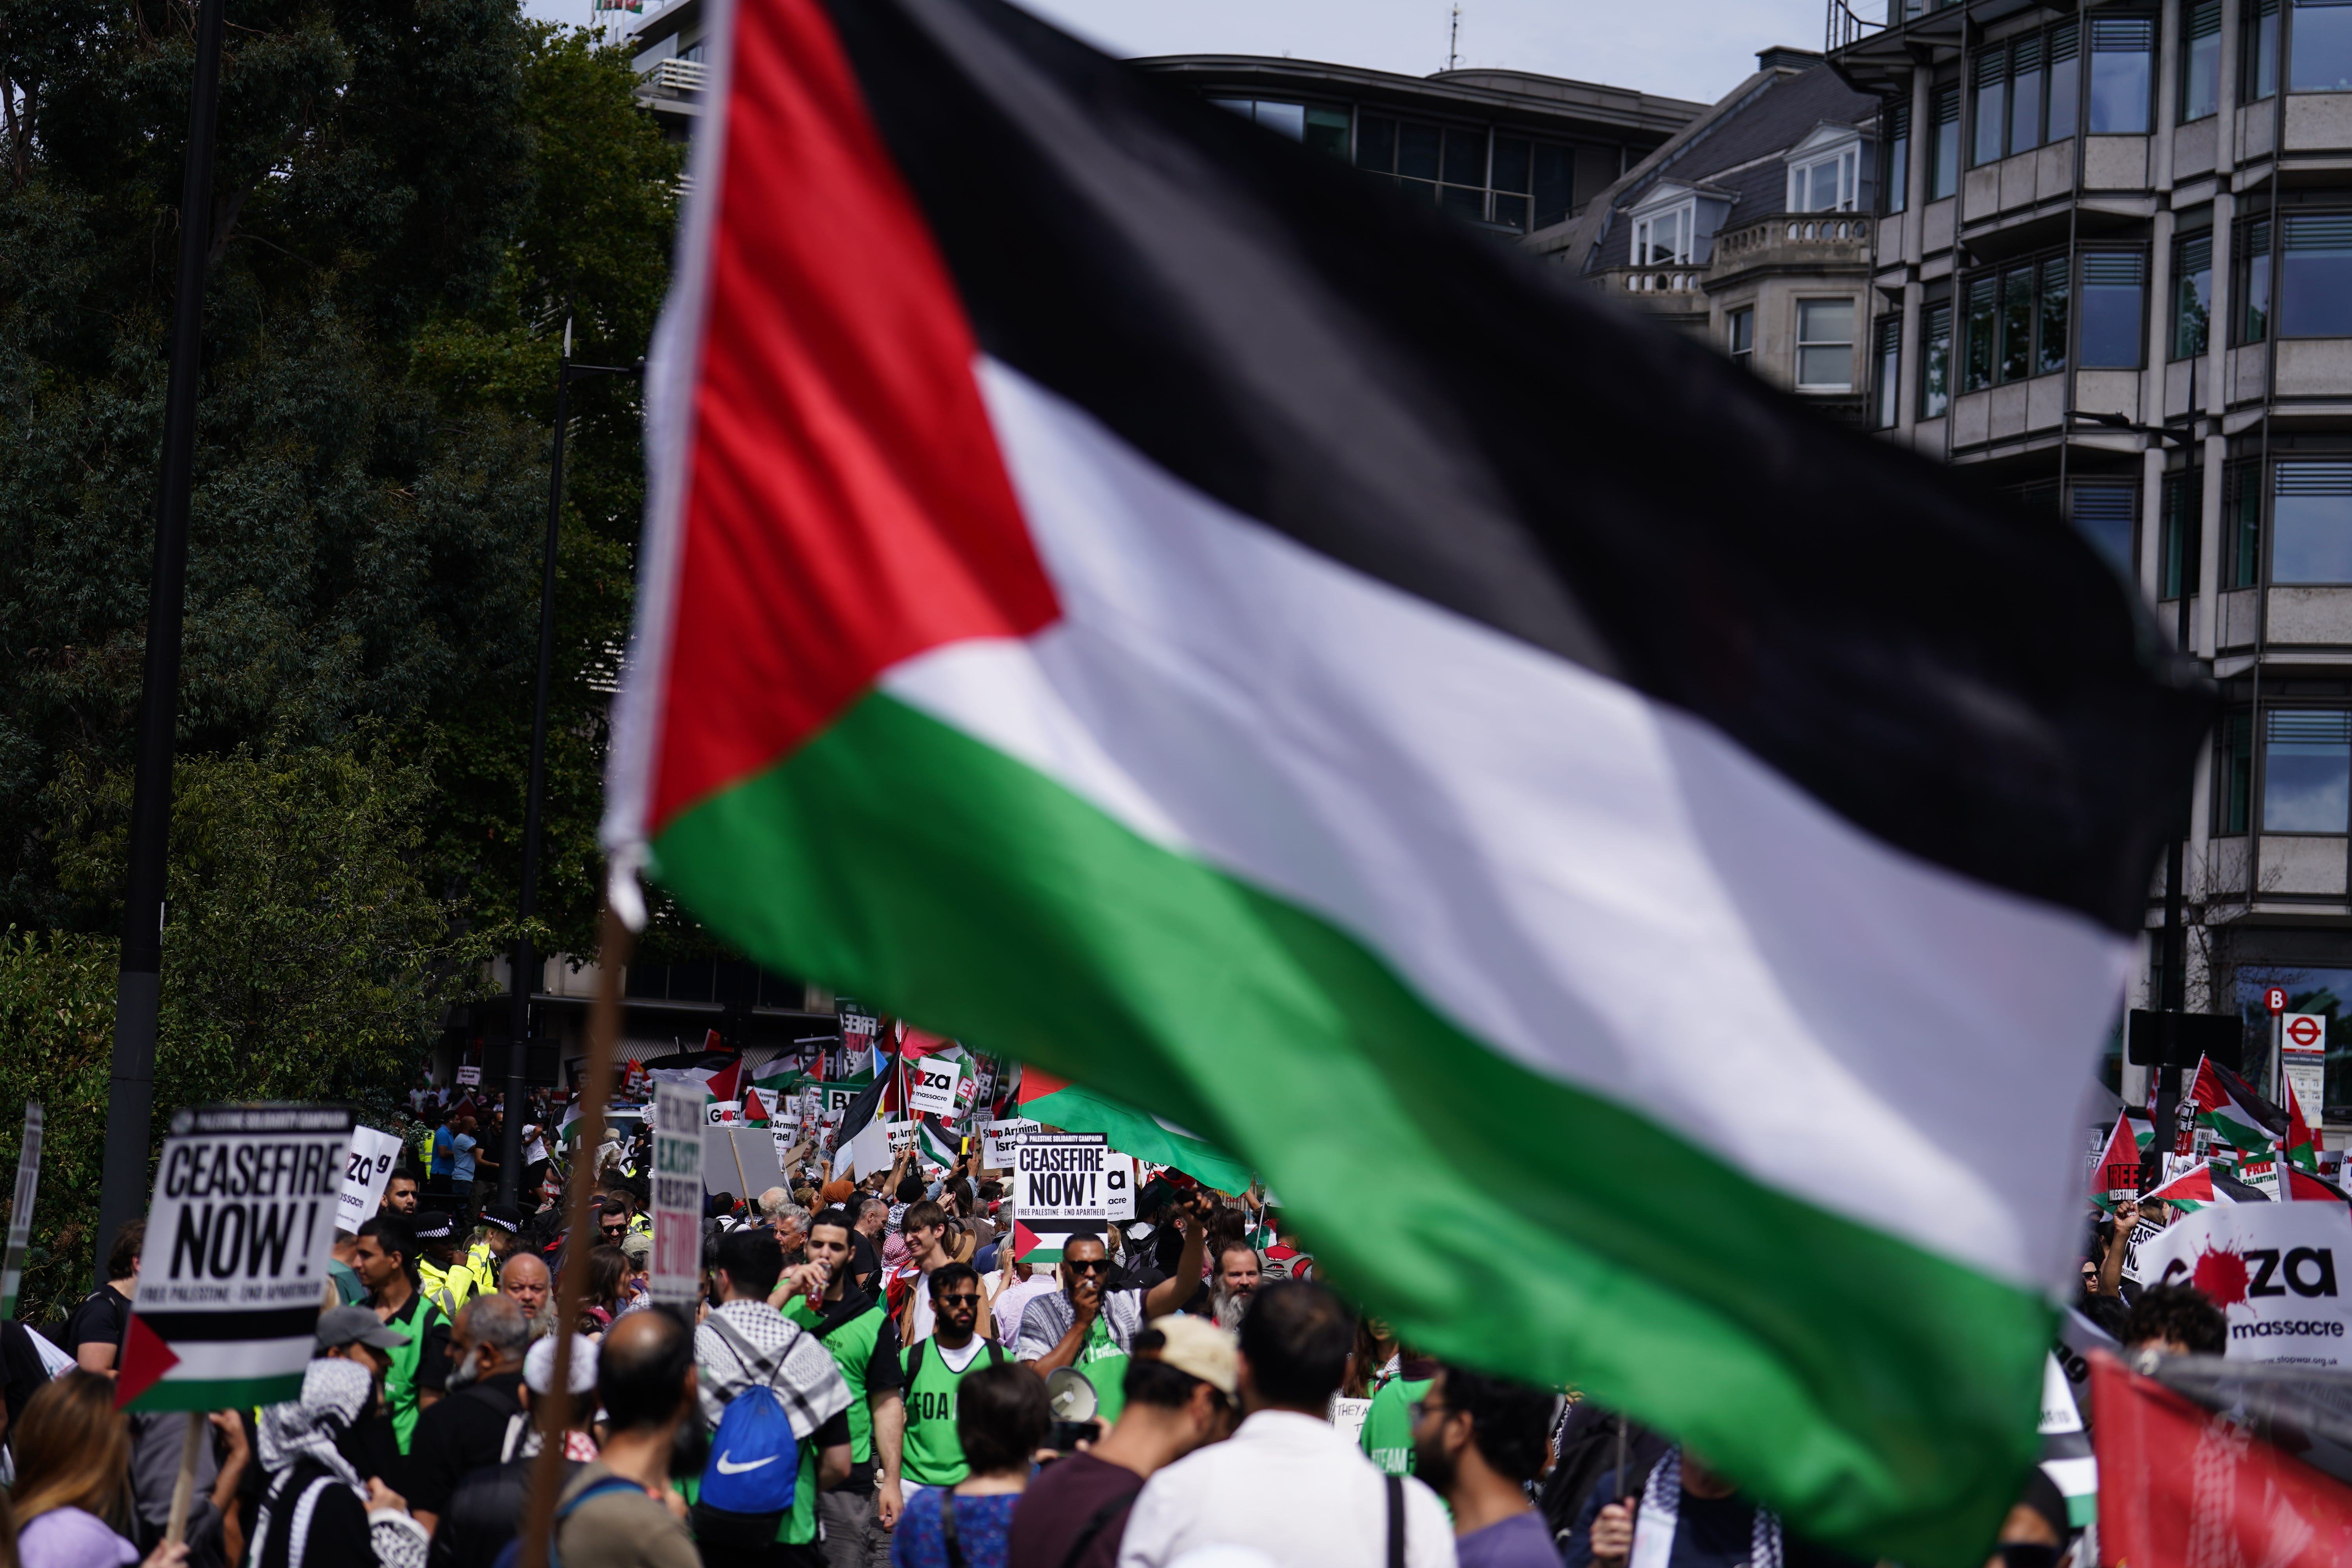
[2138,1203,2352,1367]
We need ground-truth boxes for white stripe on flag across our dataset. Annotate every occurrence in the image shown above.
[153,1336,316,1380]
[879,356,2132,1290]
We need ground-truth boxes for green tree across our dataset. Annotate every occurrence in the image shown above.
[0,927,117,1323]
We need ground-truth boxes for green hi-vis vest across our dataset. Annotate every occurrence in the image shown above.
[899,1338,1007,1487]
[381,1289,451,1454]
[1359,1374,1431,1477]
[785,1295,888,1465]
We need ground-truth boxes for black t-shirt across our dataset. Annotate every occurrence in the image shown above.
[406,1371,526,1518]
[1008,1451,1146,1568]
[0,1322,50,1436]
[430,1453,583,1568]
[66,1283,131,1363]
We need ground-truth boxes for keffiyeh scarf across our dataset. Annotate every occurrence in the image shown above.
[1630,1448,1782,1568]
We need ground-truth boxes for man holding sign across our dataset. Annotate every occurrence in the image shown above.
[1017,1183,1219,1429]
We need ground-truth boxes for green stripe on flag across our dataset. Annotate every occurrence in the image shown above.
[127,1372,306,1413]
[649,689,2045,1566]
[1022,1081,1256,1194]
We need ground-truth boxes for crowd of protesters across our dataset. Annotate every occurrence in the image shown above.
[0,1069,2205,1568]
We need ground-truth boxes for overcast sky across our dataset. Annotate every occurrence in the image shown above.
[531,0,1830,107]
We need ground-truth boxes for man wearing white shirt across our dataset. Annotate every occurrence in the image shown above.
[1116,1282,1455,1568]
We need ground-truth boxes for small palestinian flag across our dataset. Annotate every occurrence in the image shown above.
[916,1115,959,1170]
[2124,1111,2154,1153]
[597,0,2210,1557]
[2287,1088,2324,1174]
[742,1086,771,1125]
[2187,1055,2286,1158]
[2091,1113,2142,1210]
[2146,1161,2270,1210]
[1019,1065,1252,1193]
[2287,1167,2352,1203]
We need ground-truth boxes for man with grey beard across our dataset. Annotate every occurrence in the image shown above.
[1209,1239,1262,1331]
[501,1249,557,1341]
[407,1294,532,1538]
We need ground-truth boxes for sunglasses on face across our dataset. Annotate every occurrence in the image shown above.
[1067,1259,1111,1274]
[938,1293,982,1307]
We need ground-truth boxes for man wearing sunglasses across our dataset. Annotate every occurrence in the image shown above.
[898,1261,1009,1506]
[1018,1189,1216,1429]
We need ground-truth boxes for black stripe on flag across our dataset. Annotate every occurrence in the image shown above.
[134,1307,321,1343]
[819,0,2211,933]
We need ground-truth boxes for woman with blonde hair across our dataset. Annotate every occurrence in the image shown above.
[11,1370,183,1568]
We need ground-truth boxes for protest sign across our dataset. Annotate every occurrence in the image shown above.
[120,1104,352,1410]
[1012,1132,1136,1263]
[907,1057,963,1117]
[705,1099,741,1126]
[455,1064,481,1086]
[2118,1216,2167,1285]
[334,1126,404,1234]
[0,1103,41,1321]
[982,1118,1039,1168]
[886,1119,918,1154]
[2137,1201,2352,1366]
[652,1083,702,1308]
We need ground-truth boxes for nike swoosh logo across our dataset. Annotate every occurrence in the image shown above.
[715,1452,779,1475]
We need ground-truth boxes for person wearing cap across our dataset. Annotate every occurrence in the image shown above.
[354,1215,454,1455]
[314,1303,414,1495]
[1007,1316,1238,1568]
[781,1207,908,1567]
[470,1204,524,1299]
[412,1211,477,1320]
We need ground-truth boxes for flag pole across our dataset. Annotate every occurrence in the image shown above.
[518,892,632,1568]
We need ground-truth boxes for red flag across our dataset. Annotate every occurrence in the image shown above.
[899,1027,949,1059]
[704,1058,742,1102]
[2094,1350,2352,1564]
[2093,1111,2140,1207]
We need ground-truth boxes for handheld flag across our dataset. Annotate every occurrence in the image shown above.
[598,0,2212,1557]
[1018,1065,1253,1194]
[2092,1113,2141,1211]
[2186,1055,2284,1158]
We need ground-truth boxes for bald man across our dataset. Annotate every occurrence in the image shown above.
[501,1251,554,1339]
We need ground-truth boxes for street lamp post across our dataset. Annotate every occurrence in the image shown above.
[98,0,228,1280]
[500,323,640,1207]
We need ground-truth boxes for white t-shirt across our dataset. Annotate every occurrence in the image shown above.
[933,1336,987,1374]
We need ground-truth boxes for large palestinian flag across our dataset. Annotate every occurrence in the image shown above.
[599,0,2210,1556]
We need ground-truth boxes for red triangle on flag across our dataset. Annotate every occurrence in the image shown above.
[114,1314,180,1409]
[704,1058,742,1103]
[1012,1220,1041,1262]
[1017,1065,1068,1107]
[742,1086,768,1123]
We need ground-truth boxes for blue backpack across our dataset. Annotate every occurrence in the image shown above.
[698,1313,810,1517]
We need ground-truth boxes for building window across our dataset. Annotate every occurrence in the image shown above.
[1634,204,1693,265]
[1356,114,1565,230]
[1797,299,1856,390]
[2009,36,2046,154]
[2247,0,2281,100]
[2181,2,2223,120]
[2089,18,2156,134]
[1929,84,1962,200]
[1212,99,1352,158]
[1959,253,2069,388]
[2265,709,2352,833]
[1727,306,1754,369]
[2237,216,2273,343]
[2071,483,2138,573]
[1874,314,1902,427]
[2280,213,2352,337]
[1884,103,1909,213]
[2079,250,2147,368]
[1973,46,2010,165]
[1962,272,1998,391]
[2173,232,2213,359]
[2274,461,2352,583]
[2225,461,2264,587]
[2294,0,2352,92]
[2216,711,2254,834]
[1789,145,1861,212]
[1920,299,1952,417]
[2048,24,2082,141]
[2160,470,2203,600]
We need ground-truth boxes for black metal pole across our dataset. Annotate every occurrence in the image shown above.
[503,342,573,1207]
[97,0,227,1284]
